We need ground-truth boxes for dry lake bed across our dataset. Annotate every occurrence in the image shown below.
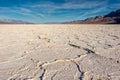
[0,24,120,80]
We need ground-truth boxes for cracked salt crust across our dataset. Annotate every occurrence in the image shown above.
[0,24,120,80]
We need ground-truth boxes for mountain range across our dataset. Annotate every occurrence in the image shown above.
[0,19,33,24]
[64,9,120,24]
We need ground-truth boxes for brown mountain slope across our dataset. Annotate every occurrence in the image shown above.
[64,9,120,24]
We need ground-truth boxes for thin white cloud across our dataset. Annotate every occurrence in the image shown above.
[31,0,107,11]
[19,8,32,13]
[0,7,45,18]
[111,3,120,8]
[77,7,107,19]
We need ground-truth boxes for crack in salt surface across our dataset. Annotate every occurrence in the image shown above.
[40,54,87,67]
[37,54,87,80]
[51,72,58,80]
[108,34,119,39]
[39,69,46,80]
[68,43,95,54]
[71,60,85,80]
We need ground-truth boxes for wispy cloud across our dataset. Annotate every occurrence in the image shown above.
[0,7,45,18]
[31,0,107,12]
[77,7,107,19]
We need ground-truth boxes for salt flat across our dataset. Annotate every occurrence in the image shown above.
[0,24,120,80]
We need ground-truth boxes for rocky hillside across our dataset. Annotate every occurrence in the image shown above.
[64,9,120,24]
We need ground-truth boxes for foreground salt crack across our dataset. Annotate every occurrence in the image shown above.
[0,24,120,80]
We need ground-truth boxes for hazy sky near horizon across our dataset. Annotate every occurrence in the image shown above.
[0,0,120,23]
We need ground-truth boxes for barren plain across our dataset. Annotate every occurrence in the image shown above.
[0,24,120,80]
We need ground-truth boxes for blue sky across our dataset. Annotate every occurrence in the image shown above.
[0,0,120,23]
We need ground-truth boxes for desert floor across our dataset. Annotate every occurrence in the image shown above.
[0,24,120,80]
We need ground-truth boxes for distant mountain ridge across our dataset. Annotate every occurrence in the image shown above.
[0,19,33,24]
[104,9,120,17]
[64,9,120,24]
